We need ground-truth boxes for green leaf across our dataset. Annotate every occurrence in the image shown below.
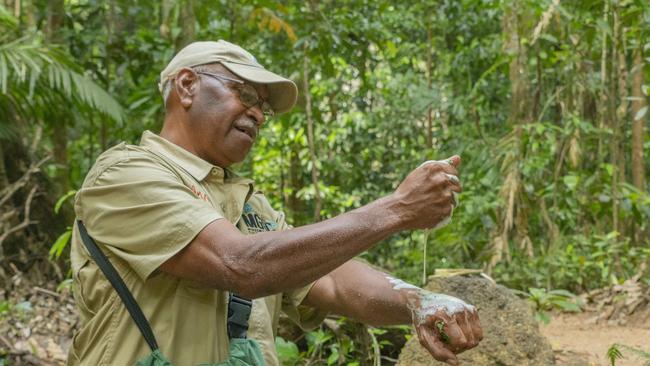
[554,300,581,313]
[275,337,300,365]
[49,228,72,259]
[539,34,558,44]
[56,279,73,292]
[535,311,550,324]
[327,346,340,365]
[54,190,77,214]
[548,289,576,298]
[563,175,579,191]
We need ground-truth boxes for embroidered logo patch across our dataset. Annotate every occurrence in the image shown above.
[241,204,277,233]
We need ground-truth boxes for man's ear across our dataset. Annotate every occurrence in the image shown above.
[175,67,198,109]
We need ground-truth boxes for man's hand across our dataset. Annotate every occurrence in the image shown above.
[391,155,462,230]
[408,289,483,365]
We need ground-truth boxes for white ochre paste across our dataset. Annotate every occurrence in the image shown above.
[386,276,475,325]
[387,276,420,291]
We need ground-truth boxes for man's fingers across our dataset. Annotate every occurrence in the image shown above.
[444,174,462,197]
[445,173,460,184]
[417,326,459,366]
[456,311,476,347]
[419,159,460,178]
[445,155,461,168]
[451,191,460,207]
[470,309,484,341]
[440,316,467,352]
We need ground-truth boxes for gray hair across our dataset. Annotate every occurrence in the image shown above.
[161,79,173,107]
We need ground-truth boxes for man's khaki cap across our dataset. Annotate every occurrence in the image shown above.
[159,40,297,113]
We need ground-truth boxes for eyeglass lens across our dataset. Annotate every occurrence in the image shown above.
[239,85,274,117]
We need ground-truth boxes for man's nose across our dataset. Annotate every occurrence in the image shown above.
[245,105,265,126]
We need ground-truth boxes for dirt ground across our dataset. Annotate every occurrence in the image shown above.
[542,310,650,366]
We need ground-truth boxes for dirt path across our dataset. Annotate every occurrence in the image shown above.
[541,312,650,366]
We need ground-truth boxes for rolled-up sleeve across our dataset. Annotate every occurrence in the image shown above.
[281,283,329,330]
[75,154,223,280]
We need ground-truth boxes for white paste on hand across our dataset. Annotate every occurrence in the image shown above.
[385,275,476,326]
[387,276,420,291]
[414,291,476,325]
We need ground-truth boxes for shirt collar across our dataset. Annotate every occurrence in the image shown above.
[140,130,219,182]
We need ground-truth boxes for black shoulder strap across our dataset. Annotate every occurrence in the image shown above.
[77,220,160,352]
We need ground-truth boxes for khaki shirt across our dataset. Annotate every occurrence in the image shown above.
[67,131,326,366]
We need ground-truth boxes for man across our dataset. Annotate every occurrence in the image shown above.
[67,40,482,366]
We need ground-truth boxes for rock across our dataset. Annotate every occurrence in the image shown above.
[397,276,555,366]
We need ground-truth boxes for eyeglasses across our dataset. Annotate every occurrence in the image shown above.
[195,71,274,118]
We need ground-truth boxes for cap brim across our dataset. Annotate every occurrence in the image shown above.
[221,61,297,114]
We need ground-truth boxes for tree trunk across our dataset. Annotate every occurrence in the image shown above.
[425,24,433,149]
[22,0,36,28]
[0,143,9,192]
[631,46,646,192]
[504,4,529,126]
[175,0,195,50]
[303,45,322,222]
[159,0,174,39]
[102,0,117,151]
[228,0,237,41]
[610,4,627,234]
[45,0,69,196]
[491,0,532,269]
[597,1,609,163]
[287,145,304,224]
[631,44,646,244]
[45,0,64,39]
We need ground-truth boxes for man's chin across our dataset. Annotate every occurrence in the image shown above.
[224,151,252,168]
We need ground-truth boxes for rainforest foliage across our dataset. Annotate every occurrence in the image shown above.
[1,0,649,306]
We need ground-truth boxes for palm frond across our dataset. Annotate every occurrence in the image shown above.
[0,38,124,124]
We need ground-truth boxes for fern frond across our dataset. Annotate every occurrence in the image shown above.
[619,344,650,361]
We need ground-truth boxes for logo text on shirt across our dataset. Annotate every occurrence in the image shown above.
[190,185,209,202]
[241,203,277,233]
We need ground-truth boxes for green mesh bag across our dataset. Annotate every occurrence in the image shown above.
[135,339,266,366]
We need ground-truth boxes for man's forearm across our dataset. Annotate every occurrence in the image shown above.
[233,197,402,297]
[184,196,405,298]
[304,260,413,326]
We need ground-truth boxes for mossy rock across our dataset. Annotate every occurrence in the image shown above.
[397,276,555,366]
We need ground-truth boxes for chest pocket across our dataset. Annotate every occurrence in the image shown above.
[238,203,278,234]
